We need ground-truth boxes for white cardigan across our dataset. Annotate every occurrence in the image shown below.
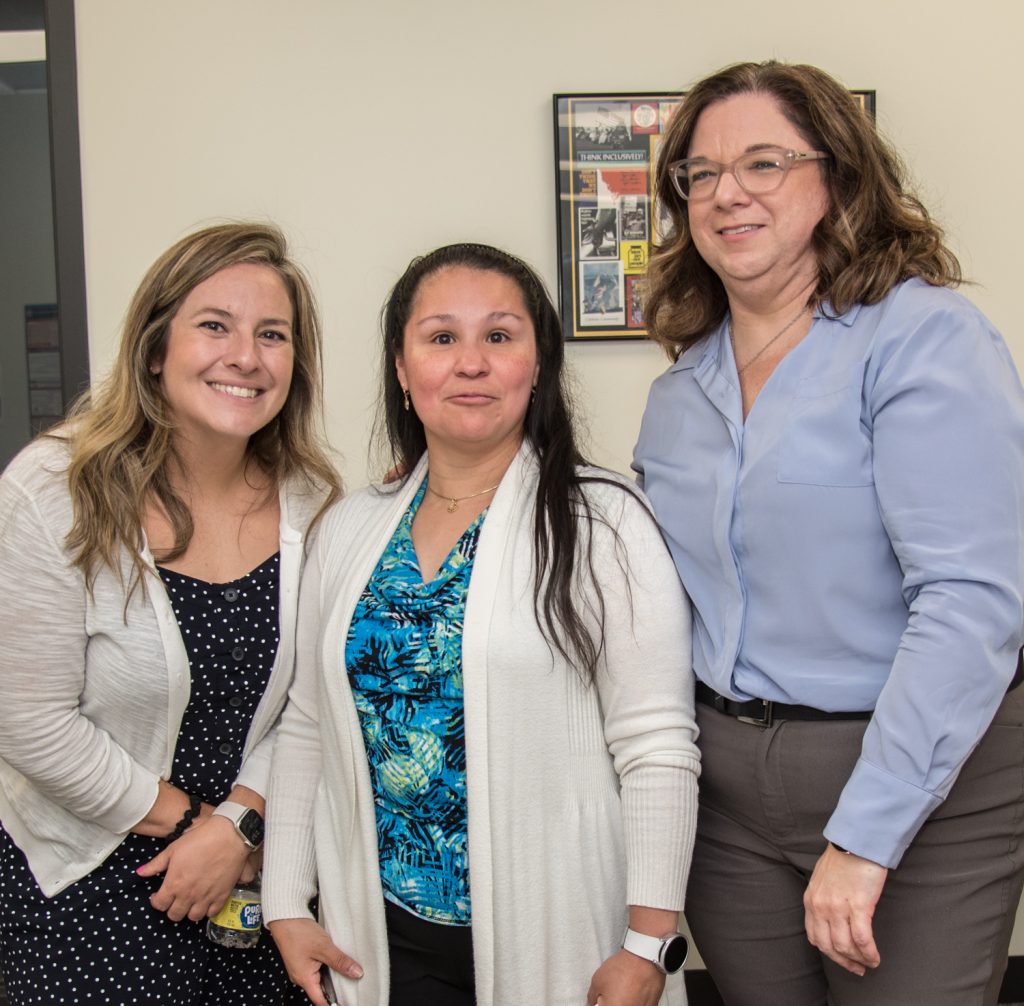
[263,445,699,1006]
[0,435,325,896]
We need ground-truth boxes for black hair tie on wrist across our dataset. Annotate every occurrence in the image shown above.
[167,793,201,842]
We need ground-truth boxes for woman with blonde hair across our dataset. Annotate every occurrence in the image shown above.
[634,60,1024,1004]
[0,221,340,1004]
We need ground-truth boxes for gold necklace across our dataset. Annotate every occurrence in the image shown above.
[427,481,500,514]
[731,305,809,376]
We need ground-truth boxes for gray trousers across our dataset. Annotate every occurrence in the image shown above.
[686,685,1024,1006]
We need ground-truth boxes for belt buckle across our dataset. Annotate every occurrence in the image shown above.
[737,700,773,728]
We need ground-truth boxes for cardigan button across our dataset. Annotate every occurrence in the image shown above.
[231,646,245,661]
[223,587,240,602]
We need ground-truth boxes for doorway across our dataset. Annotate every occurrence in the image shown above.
[0,0,88,471]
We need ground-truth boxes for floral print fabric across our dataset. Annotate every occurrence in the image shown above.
[344,485,483,925]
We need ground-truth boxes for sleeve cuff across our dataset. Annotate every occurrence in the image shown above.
[262,772,319,924]
[92,766,161,835]
[825,757,942,868]
[624,762,699,911]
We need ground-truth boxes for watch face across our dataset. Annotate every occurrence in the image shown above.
[662,935,688,973]
[238,809,265,848]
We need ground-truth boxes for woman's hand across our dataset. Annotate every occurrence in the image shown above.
[268,917,363,1006]
[588,906,677,1005]
[804,843,887,975]
[135,812,250,921]
[133,782,265,920]
[586,949,666,1006]
[239,846,262,885]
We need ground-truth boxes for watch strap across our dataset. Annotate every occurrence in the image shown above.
[622,926,687,974]
[213,801,263,850]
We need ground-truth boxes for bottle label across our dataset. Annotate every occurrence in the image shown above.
[210,895,262,931]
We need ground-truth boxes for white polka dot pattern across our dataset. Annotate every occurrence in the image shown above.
[0,553,305,1004]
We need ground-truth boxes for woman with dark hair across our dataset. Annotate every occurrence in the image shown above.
[0,222,341,1003]
[264,243,699,1006]
[634,60,1024,1004]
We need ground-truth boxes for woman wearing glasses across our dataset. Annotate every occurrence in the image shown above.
[634,61,1024,1005]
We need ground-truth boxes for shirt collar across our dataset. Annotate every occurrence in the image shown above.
[667,298,864,376]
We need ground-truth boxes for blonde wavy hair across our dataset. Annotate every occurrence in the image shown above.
[61,221,341,593]
[646,60,962,359]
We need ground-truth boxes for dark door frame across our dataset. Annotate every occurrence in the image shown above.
[43,0,89,401]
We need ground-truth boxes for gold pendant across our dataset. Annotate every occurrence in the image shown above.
[446,499,458,513]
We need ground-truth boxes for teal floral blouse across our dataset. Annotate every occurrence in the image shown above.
[344,483,485,925]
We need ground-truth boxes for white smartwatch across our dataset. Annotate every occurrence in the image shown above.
[212,801,265,850]
[622,927,689,974]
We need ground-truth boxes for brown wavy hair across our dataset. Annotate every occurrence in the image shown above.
[62,221,341,593]
[646,60,962,358]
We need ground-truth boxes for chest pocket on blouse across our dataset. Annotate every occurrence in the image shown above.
[777,363,874,487]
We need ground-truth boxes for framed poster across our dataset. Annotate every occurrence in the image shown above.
[553,90,876,341]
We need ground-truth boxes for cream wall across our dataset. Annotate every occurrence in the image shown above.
[73,0,1024,958]
[73,0,1023,483]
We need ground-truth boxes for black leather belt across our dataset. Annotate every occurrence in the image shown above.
[695,681,872,728]
[697,648,1024,729]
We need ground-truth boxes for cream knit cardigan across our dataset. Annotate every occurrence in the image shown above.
[263,445,699,1005]
[0,435,323,896]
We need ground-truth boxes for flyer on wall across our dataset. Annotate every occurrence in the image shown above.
[553,93,681,341]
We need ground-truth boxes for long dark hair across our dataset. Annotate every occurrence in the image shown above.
[646,60,961,358]
[377,242,631,681]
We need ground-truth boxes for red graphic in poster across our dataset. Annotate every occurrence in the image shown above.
[600,169,647,197]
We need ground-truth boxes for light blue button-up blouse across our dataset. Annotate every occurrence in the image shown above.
[633,278,1024,867]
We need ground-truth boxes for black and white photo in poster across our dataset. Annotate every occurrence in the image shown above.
[578,206,619,259]
[571,102,633,149]
[619,197,648,242]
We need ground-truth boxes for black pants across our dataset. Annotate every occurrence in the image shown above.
[386,900,475,1006]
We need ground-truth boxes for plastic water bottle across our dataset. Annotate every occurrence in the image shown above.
[206,875,262,948]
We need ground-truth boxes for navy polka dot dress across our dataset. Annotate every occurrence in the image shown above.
[0,553,305,1005]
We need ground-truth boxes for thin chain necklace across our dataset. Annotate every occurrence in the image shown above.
[731,305,809,376]
[427,481,500,514]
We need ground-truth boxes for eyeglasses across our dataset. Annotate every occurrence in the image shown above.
[667,147,830,201]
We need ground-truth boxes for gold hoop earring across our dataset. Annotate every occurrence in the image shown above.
[403,389,410,412]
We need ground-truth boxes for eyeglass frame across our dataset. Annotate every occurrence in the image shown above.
[666,147,831,202]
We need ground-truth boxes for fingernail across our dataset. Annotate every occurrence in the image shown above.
[348,964,364,979]
[135,866,145,875]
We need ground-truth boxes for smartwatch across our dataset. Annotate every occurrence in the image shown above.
[622,927,689,974]
[212,801,265,850]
